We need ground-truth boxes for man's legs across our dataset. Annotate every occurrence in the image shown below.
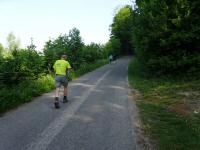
[54,76,69,107]
[54,76,61,108]
[63,85,68,103]
[54,87,60,108]
[64,86,68,97]
[55,87,60,98]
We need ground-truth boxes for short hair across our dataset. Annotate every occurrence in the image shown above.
[61,54,67,59]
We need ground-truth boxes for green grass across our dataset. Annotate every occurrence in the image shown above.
[128,58,200,150]
[0,59,108,114]
[0,75,55,114]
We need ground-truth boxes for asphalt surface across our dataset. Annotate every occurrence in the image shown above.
[0,57,137,150]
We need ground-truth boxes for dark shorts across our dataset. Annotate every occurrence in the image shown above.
[55,75,68,87]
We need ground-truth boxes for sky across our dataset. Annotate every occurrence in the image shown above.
[0,0,133,50]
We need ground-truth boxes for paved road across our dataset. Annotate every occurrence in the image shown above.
[0,57,137,150]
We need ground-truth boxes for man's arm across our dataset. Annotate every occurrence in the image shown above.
[53,61,57,72]
[66,62,72,79]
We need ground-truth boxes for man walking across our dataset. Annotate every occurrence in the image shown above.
[53,54,71,109]
[109,54,113,64]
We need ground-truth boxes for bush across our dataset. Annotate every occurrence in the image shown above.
[132,0,200,77]
[0,49,44,85]
[0,75,54,114]
[81,43,104,63]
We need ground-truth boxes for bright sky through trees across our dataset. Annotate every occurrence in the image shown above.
[0,0,133,50]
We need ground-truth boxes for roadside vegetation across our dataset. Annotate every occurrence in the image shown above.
[129,59,200,149]
[1,0,200,148]
[0,28,112,114]
[108,0,200,149]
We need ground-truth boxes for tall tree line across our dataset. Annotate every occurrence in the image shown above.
[43,27,107,71]
[110,0,200,76]
[0,28,111,86]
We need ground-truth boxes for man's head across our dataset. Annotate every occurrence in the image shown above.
[61,54,67,60]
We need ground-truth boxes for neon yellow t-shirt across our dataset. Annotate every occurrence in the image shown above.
[53,59,71,76]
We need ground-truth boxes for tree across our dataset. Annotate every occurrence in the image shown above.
[27,38,36,50]
[105,38,121,57]
[0,43,4,59]
[0,48,44,85]
[111,5,134,55]
[7,32,20,51]
[132,0,200,76]
[81,43,104,63]
[43,27,84,71]
[67,28,84,68]
[43,34,69,72]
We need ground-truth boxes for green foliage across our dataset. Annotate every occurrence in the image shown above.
[43,35,69,72]
[81,43,104,63]
[127,1,200,147]
[111,5,135,55]
[67,28,84,64]
[129,58,200,149]
[0,27,109,114]
[43,27,108,71]
[0,49,44,85]
[0,44,4,62]
[0,44,3,56]
[0,75,55,114]
[132,0,200,76]
[43,27,85,71]
[67,59,108,80]
[105,38,121,57]
[74,59,108,78]
[0,59,108,114]
[109,0,200,76]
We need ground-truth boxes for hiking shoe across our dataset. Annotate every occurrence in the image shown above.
[63,98,68,103]
[63,99,69,103]
[54,101,60,109]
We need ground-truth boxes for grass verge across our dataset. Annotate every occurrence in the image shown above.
[128,58,200,150]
